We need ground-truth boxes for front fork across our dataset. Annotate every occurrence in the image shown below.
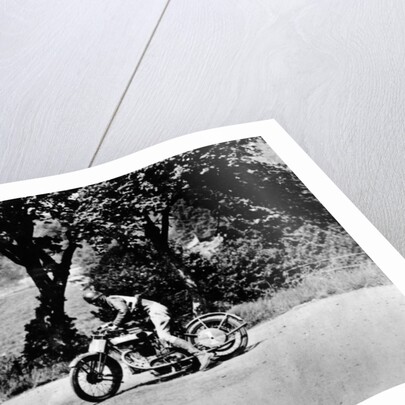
[96,352,108,374]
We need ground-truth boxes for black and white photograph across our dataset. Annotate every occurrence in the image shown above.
[1,134,405,405]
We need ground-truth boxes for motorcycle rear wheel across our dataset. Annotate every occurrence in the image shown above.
[185,314,248,359]
[70,354,123,402]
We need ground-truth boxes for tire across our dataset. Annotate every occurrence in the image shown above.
[185,314,248,359]
[70,354,123,402]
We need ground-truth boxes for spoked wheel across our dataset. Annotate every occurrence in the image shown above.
[186,314,248,359]
[70,354,123,402]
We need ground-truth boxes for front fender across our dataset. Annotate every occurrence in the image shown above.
[69,352,95,368]
[185,312,245,331]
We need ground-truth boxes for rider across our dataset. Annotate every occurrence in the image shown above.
[83,290,213,371]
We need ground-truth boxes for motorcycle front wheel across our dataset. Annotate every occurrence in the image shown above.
[70,353,123,402]
[185,314,248,359]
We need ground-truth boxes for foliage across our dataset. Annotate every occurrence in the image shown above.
[0,192,85,362]
[0,354,69,403]
[76,137,335,266]
[275,223,369,288]
[0,136,376,367]
[231,262,389,327]
[0,137,388,402]
[72,241,99,274]
[184,240,278,306]
[0,263,389,402]
[81,138,372,325]
[90,245,194,329]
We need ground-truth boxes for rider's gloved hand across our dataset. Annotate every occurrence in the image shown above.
[99,322,117,332]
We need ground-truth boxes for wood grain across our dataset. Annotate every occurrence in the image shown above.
[0,0,167,183]
[93,0,405,255]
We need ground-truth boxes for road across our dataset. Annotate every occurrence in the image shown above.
[5,285,405,405]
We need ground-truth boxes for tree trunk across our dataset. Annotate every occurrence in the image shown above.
[142,209,208,312]
[0,201,86,363]
[21,242,87,363]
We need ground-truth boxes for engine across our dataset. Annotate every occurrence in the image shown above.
[111,329,156,357]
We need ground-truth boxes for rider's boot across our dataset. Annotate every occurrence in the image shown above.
[195,351,214,371]
[172,338,213,371]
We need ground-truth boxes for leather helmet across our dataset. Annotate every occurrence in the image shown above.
[83,290,103,304]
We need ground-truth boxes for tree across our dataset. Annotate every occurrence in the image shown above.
[0,192,86,363]
[80,138,336,309]
[90,245,195,331]
[0,137,338,359]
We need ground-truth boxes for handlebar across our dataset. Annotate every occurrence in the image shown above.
[91,324,121,336]
[91,322,142,337]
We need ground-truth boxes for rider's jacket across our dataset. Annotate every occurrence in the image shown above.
[106,295,170,326]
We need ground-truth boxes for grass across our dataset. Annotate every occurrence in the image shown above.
[0,358,69,403]
[230,262,391,327]
[0,281,99,403]
[0,281,99,357]
[0,262,391,403]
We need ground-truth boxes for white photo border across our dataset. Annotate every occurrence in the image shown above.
[1,120,404,296]
[1,119,405,404]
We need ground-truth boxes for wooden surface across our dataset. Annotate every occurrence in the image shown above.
[1,0,405,256]
[0,0,168,180]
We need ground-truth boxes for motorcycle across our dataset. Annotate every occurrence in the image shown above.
[69,312,248,402]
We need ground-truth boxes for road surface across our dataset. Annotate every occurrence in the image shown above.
[5,285,405,405]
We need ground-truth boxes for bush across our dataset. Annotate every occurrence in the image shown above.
[183,222,369,308]
[89,222,374,317]
[0,355,69,402]
[277,223,368,285]
[193,239,281,305]
[231,262,390,327]
[72,241,99,274]
[90,245,195,329]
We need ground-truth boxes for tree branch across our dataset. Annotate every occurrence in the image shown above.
[143,210,164,251]
[61,242,77,270]
[35,246,57,267]
[161,206,170,249]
